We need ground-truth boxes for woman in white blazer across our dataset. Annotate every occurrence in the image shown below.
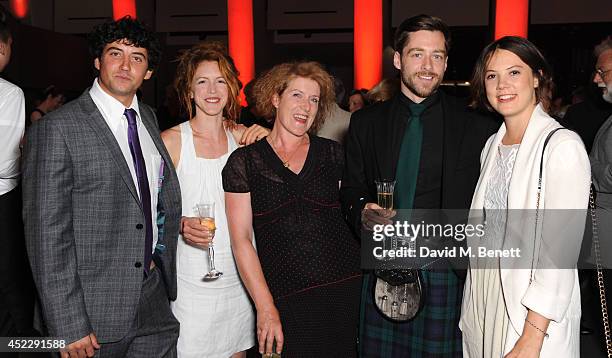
[459,36,591,357]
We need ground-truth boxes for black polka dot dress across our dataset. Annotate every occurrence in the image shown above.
[223,135,361,357]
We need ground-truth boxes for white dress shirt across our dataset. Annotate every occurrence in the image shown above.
[89,78,161,254]
[0,77,25,196]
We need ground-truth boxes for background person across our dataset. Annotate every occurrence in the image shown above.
[0,9,35,346]
[28,85,65,124]
[588,35,612,353]
[348,88,369,113]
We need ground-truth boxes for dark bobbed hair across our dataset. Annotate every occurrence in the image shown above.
[393,14,451,53]
[253,61,335,134]
[88,16,161,71]
[470,36,553,113]
[36,85,64,102]
[243,79,257,107]
[174,41,242,122]
[349,88,370,105]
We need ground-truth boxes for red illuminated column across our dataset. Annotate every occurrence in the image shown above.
[354,0,382,89]
[9,0,29,19]
[113,0,137,20]
[228,0,255,106]
[494,0,529,39]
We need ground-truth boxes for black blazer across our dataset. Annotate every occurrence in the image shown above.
[340,91,499,234]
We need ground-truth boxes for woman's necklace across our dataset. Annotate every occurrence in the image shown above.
[269,136,308,168]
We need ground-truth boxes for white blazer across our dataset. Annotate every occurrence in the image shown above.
[460,104,591,356]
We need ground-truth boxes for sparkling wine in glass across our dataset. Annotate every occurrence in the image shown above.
[375,180,396,210]
[375,180,397,258]
[197,202,223,280]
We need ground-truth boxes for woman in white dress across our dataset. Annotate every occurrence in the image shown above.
[161,42,269,358]
[459,36,590,357]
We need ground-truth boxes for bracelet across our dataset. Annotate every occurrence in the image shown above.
[525,318,549,338]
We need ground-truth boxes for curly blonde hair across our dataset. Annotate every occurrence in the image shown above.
[367,78,399,103]
[174,41,242,121]
[253,61,334,134]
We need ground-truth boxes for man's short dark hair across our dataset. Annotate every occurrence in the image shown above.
[87,16,161,71]
[393,14,451,53]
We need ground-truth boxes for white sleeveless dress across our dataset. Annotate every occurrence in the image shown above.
[171,122,255,357]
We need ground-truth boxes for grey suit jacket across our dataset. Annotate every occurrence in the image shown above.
[592,114,612,199]
[22,90,182,343]
[316,103,351,144]
[591,114,612,267]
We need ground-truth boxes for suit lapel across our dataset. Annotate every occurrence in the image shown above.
[138,103,179,217]
[593,114,612,157]
[375,96,406,180]
[507,105,556,209]
[471,125,505,210]
[440,93,463,204]
[138,103,173,171]
[78,91,141,203]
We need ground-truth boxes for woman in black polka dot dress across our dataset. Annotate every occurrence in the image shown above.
[223,61,361,357]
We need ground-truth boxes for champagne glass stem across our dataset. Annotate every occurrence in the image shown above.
[208,245,216,271]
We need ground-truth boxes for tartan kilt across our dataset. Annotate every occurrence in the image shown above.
[359,270,463,357]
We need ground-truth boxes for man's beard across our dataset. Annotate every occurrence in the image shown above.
[401,71,442,99]
[601,82,612,103]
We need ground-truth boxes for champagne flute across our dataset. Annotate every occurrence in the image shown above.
[375,180,397,256]
[197,202,223,280]
[375,179,395,210]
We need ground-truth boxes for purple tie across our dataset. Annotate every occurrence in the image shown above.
[124,108,153,274]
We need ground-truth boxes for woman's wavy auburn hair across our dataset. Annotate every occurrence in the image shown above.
[174,41,242,121]
[253,61,335,134]
[470,36,553,113]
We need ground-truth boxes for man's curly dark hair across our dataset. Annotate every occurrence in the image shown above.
[88,16,161,71]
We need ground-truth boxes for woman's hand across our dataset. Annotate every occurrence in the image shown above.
[257,304,284,355]
[238,124,270,145]
[227,191,281,354]
[505,311,549,358]
[504,333,544,358]
[180,217,214,249]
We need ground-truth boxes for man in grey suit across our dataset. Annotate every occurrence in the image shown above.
[23,17,181,357]
[589,35,612,350]
[590,35,612,267]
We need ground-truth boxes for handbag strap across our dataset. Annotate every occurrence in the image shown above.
[590,187,612,357]
[533,127,611,355]
[537,128,565,194]
[530,127,565,283]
